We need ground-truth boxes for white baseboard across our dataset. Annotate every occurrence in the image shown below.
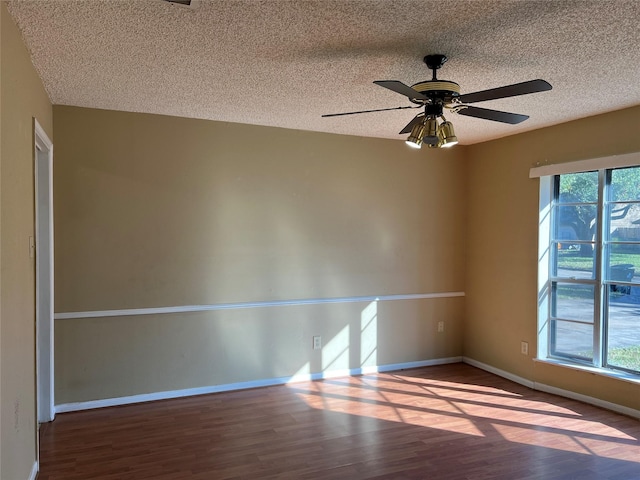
[462,357,535,388]
[533,382,640,420]
[55,356,463,413]
[377,356,463,373]
[28,461,38,480]
[55,356,640,420]
[463,356,640,420]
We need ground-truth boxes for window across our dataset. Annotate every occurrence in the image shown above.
[545,166,640,375]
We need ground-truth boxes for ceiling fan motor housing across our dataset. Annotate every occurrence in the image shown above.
[410,54,460,105]
[410,80,460,104]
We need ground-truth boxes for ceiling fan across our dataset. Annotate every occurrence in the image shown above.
[322,54,552,149]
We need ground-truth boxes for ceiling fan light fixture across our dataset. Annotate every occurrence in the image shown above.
[405,137,423,148]
[422,117,440,146]
[405,121,427,148]
[438,120,458,148]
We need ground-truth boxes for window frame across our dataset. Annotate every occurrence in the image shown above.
[539,165,640,377]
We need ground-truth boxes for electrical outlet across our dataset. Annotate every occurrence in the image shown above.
[437,321,444,333]
[313,336,321,350]
[521,341,529,355]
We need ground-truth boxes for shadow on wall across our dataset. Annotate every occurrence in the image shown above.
[206,297,458,389]
[292,300,379,379]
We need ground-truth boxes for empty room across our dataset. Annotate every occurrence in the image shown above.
[1,1,640,479]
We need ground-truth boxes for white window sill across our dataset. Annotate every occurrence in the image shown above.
[534,357,640,386]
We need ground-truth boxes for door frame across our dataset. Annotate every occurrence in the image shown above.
[34,118,55,423]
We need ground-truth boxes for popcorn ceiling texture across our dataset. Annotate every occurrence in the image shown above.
[6,0,640,145]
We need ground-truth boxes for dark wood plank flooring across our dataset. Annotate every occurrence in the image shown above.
[38,363,640,479]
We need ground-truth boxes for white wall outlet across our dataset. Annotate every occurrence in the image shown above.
[437,321,444,333]
[521,341,529,355]
[313,336,321,350]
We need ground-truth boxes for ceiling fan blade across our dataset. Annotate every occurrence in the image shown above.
[399,114,424,134]
[374,80,428,101]
[458,79,552,104]
[322,105,420,118]
[456,106,529,124]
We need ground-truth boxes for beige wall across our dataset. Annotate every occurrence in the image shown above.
[52,105,640,412]
[465,105,640,411]
[53,106,466,403]
[1,3,53,479]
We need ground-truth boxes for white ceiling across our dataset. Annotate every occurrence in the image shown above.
[6,0,640,145]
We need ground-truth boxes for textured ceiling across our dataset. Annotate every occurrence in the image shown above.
[6,0,640,145]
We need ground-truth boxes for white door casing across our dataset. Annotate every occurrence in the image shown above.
[34,118,54,423]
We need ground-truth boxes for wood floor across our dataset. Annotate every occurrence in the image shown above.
[38,363,640,480]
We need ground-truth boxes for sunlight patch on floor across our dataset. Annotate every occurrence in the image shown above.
[573,435,640,461]
[293,389,485,437]
[292,372,639,460]
[492,423,640,462]
[492,423,592,455]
